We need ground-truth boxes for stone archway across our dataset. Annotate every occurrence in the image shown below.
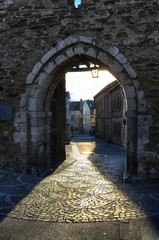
[15,36,149,178]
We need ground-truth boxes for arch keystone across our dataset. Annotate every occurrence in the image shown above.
[56,40,67,51]
[79,36,93,44]
[86,48,97,58]
[64,36,78,46]
[74,46,85,55]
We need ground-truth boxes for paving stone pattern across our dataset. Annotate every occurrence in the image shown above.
[0,135,159,223]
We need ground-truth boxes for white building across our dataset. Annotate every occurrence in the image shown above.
[83,101,92,133]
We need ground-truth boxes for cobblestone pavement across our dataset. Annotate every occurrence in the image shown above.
[0,134,159,223]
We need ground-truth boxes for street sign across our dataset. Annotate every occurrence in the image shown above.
[0,103,13,120]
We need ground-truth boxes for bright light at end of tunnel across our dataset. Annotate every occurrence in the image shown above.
[66,70,116,101]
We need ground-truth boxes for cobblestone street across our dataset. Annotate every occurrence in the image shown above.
[0,134,159,224]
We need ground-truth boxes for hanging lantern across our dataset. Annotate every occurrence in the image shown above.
[91,69,99,78]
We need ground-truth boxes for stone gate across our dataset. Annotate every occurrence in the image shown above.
[0,0,159,180]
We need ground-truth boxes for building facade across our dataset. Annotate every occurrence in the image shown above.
[69,100,95,134]
[94,81,127,148]
[83,101,92,133]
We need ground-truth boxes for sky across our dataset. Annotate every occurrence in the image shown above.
[75,0,81,8]
[66,70,116,101]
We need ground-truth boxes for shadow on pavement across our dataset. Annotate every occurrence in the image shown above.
[0,169,44,222]
[72,133,159,235]
[0,133,159,239]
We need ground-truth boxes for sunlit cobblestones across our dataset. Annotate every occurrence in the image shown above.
[0,136,159,223]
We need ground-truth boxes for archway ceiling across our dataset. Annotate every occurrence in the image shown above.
[49,54,107,85]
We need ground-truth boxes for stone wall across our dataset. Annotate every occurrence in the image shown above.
[0,0,159,179]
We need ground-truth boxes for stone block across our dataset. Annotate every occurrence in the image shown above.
[44,126,51,134]
[28,98,37,112]
[86,48,97,58]
[123,62,137,79]
[126,110,136,118]
[65,47,74,58]
[108,60,123,75]
[14,122,20,131]
[41,48,57,64]
[61,18,71,27]
[32,62,43,76]
[26,73,35,84]
[20,123,27,132]
[30,85,47,98]
[103,45,119,57]
[97,52,109,66]
[20,142,28,156]
[117,72,131,86]
[56,40,66,51]
[31,119,44,127]
[55,55,68,65]
[44,134,50,143]
[138,98,147,112]
[74,46,85,55]
[92,39,104,49]
[46,112,52,118]
[115,53,127,64]
[45,118,51,125]
[36,72,51,89]
[29,112,46,119]
[127,130,136,141]
[138,115,153,126]
[15,112,27,123]
[125,85,135,98]
[138,126,149,143]
[127,117,136,130]
[31,127,44,136]
[137,90,144,100]
[64,36,78,46]
[44,61,55,74]
[31,135,44,143]
[20,97,27,109]
[36,97,45,111]
[79,36,93,44]
[137,142,145,151]
[14,132,27,143]
[128,142,135,152]
[127,97,136,111]
[132,80,139,89]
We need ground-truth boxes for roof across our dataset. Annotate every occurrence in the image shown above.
[66,91,71,99]
[69,101,81,111]
[94,80,119,98]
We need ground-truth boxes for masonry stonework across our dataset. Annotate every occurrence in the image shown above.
[0,0,159,180]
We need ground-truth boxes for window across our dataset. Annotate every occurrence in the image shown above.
[75,0,81,8]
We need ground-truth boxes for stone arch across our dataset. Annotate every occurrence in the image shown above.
[15,35,147,178]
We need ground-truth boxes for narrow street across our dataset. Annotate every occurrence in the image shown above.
[0,134,159,239]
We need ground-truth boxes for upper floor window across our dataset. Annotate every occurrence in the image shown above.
[75,0,81,8]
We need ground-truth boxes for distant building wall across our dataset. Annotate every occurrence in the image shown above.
[94,81,127,148]
[83,101,91,133]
